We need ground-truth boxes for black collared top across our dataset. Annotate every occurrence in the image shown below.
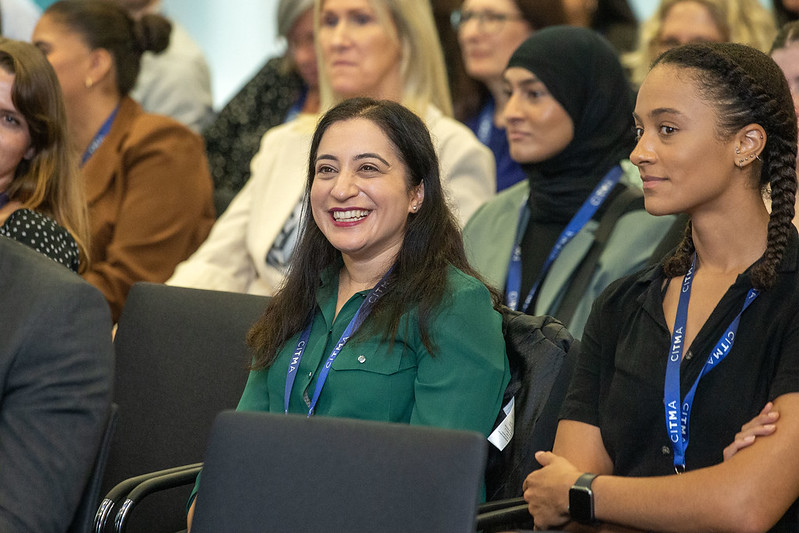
[561,229,799,531]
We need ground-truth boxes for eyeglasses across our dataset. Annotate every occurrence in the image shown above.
[450,9,525,33]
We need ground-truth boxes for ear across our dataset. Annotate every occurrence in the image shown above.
[408,182,424,213]
[87,48,113,87]
[734,123,766,170]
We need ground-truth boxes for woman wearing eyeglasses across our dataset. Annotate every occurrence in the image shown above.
[623,0,776,87]
[453,0,565,192]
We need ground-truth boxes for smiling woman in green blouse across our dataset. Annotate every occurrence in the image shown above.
[186,97,509,529]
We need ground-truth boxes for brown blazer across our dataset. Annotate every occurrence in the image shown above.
[82,97,215,321]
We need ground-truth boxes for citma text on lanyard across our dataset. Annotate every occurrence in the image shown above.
[664,254,759,472]
[505,165,623,313]
[81,105,120,167]
[284,270,392,416]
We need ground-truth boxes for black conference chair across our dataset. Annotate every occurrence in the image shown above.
[104,305,578,532]
[98,283,268,533]
[67,404,118,533]
[117,411,488,533]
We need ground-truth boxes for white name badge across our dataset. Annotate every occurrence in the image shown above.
[488,396,515,451]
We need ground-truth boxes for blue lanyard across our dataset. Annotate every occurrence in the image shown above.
[0,192,9,209]
[284,270,391,416]
[284,85,308,123]
[505,165,623,312]
[664,255,759,471]
[81,105,119,167]
[475,99,494,145]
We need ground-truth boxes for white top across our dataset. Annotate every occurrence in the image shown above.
[167,106,495,295]
[0,0,40,41]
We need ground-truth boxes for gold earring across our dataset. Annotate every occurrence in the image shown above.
[85,77,93,89]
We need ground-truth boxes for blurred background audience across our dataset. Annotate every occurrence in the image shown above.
[203,0,317,212]
[774,0,799,26]
[625,0,777,86]
[0,0,40,40]
[112,0,213,133]
[770,20,799,228]
[33,0,215,321]
[562,0,638,53]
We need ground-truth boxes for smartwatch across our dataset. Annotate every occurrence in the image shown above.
[569,473,599,524]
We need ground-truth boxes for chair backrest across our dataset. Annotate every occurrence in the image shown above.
[67,404,118,533]
[485,308,578,502]
[192,411,488,533]
[103,283,268,532]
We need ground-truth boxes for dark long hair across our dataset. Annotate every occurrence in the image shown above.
[247,98,497,369]
[44,0,171,96]
[655,43,797,290]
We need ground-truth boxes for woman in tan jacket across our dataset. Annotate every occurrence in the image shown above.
[33,0,215,321]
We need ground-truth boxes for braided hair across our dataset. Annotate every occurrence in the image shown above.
[655,42,797,290]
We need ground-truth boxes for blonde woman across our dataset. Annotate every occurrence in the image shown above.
[624,0,776,86]
[168,0,495,297]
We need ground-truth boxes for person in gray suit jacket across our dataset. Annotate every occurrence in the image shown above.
[0,235,113,532]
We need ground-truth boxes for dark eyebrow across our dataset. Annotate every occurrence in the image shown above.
[650,107,684,118]
[503,76,546,89]
[502,69,546,87]
[632,107,685,122]
[315,154,338,163]
[355,153,390,167]
[517,77,545,88]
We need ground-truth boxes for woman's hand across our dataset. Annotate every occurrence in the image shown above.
[722,402,779,461]
[522,451,583,530]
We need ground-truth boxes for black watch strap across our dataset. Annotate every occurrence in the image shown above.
[569,472,599,524]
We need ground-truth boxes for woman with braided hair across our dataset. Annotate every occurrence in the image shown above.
[521,42,799,532]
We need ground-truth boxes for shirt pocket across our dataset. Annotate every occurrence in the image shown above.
[332,339,416,374]
[326,340,417,421]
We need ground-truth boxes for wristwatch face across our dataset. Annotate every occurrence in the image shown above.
[569,487,592,522]
[569,475,595,524]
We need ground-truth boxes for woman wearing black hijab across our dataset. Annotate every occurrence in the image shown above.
[463,26,677,338]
